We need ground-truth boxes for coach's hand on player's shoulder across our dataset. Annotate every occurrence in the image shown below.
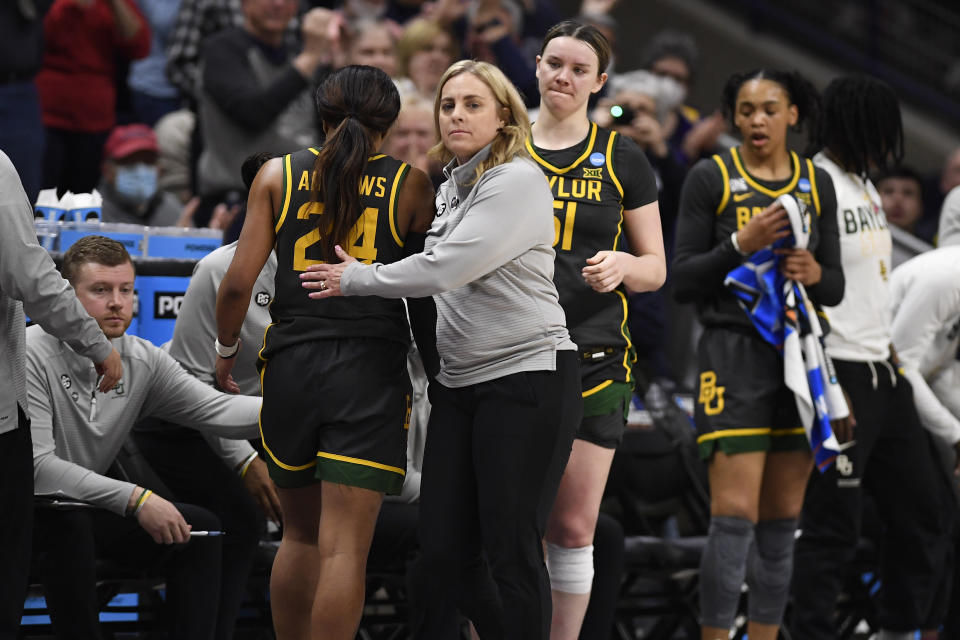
[301,245,356,299]
[133,490,192,544]
[736,202,790,254]
[242,457,282,526]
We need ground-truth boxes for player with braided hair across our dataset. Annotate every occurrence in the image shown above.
[790,75,956,640]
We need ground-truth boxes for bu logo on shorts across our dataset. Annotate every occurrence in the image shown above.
[698,371,725,416]
[835,454,854,477]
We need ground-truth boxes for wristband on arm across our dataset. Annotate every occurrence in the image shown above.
[238,451,258,478]
[215,338,240,358]
[133,489,153,517]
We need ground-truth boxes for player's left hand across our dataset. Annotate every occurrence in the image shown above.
[215,354,241,394]
[775,247,822,286]
[301,245,357,299]
[582,250,628,292]
[242,457,282,526]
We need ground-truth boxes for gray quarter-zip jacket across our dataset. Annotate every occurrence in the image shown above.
[341,145,576,387]
[0,150,113,434]
[27,326,261,515]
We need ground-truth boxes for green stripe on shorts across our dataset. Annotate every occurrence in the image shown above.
[316,454,405,495]
[264,455,318,489]
[583,380,633,419]
[698,428,809,460]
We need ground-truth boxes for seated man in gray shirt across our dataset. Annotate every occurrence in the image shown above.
[28,235,260,640]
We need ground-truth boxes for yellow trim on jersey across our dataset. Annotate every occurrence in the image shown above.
[605,131,628,276]
[306,148,382,162]
[257,319,275,363]
[524,122,598,174]
[730,147,800,198]
[388,162,409,247]
[610,204,625,252]
[605,131,624,199]
[274,154,293,233]
[582,379,614,398]
[712,154,731,215]
[806,158,822,216]
[615,290,634,379]
[696,426,806,443]
[316,451,405,476]
[258,363,317,472]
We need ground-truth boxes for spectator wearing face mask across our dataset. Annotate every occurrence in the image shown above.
[640,29,727,167]
[98,124,183,226]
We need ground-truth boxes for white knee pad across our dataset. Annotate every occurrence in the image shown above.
[545,542,594,595]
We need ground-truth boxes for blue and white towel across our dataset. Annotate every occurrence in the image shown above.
[724,195,846,471]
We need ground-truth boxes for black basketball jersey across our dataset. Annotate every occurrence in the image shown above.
[690,146,824,330]
[711,146,823,240]
[526,124,638,385]
[261,148,411,359]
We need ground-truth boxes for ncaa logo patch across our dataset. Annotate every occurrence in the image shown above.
[729,177,749,193]
[255,291,271,307]
[798,178,811,192]
[588,152,605,167]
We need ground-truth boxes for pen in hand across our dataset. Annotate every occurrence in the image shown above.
[189,530,226,537]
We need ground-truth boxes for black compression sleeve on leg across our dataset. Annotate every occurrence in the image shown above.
[700,515,754,629]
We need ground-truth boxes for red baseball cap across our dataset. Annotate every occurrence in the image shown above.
[103,124,158,160]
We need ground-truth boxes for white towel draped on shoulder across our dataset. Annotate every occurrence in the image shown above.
[724,195,846,471]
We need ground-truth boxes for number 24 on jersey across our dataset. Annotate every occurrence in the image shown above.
[292,202,379,270]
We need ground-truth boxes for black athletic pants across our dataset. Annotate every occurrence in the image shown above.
[791,359,956,638]
[0,407,33,639]
[33,501,223,640]
[414,352,581,640]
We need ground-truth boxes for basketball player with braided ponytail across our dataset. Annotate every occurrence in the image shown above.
[216,65,435,640]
